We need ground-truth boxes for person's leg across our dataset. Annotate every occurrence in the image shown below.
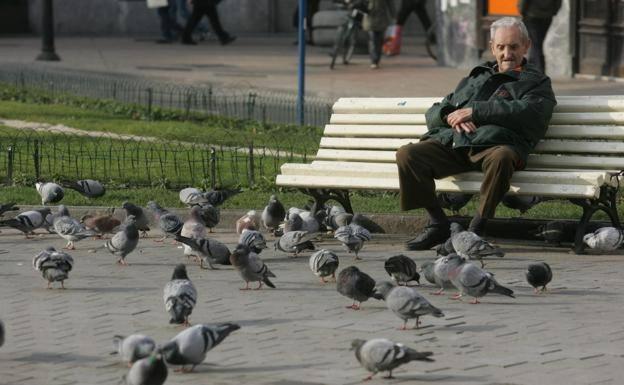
[157,5,174,41]
[307,0,321,44]
[368,30,385,67]
[468,145,522,234]
[396,0,414,26]
[204,1,235,44]
[181,2,203,43]
[525,17,552,72]
[413,0,432,32]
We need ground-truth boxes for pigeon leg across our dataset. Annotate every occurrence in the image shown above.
[320,277,327,284]
[533,287,540,295]
[449,293,463,301]
[399,320,408,330]
[480,260,486,268]
[430,288,445,296]
[363,373,375,381]
[415,317,421,329]
[469,297,481,304]
[208,228,214,233]
[153,236,166,243]
[331,272,336,282]
[541,286,549,294]
[253,281,263,290]
[383,371,394,379]
[183,316,191,327]
[47,281,52,289]
[240,281,251,291]
[60,281,66,290]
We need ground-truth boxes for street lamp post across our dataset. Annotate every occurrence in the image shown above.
[36,0,60,61]
[297,0,307,126]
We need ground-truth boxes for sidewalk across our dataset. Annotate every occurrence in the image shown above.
[2,35,623,101]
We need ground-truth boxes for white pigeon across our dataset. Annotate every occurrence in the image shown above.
[180,206,206,261]
[32,247,74,289]
[35,182,64,205]
[112,334,156,367]
[53,212,96,250]
[450,222,504,267]
[179,187,208,206]
[583,227,624,251]
[334,224,371,260]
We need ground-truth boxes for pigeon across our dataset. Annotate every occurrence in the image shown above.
[238,229,267,254]
[325,212,353,230]
[533,220,566,245]
[351,338,433,381]
[105,215,140,265]
[81,212,121,238]
[146,201,183,242]
[445,254,515,304]
[583,227,624,251]
[161,323,240,372]
[261,194,286,232]
[42,206,67,233]
[180,187,242,207]
[0,202,19,217]
[163,264,197,326]
[175,234,231,268]
[230,244,276,290]
[197,203,220,231]
[35,182,64,205]
[352,213,385,234]
[112,334,156,367]
[32,247,74,289]
[299,210,326,233]
[433,236,455,256]
[122,202,150,237]
[384,255,420,286]
[204,188,242,207]
[180,206,207,261]
[0,209,50,237]
[420,261,436,285]
[124,350,168,385]
[501,194,548,214]
[336,266,383,310]
[284,213,304,232]
[0,320,4,347]
[437,192,473,214]
[431,256,456,295]
[334,224,371,260]
[286,206,307,220]
[375,281,444,329]
[526,262,553,294]
[450,222,504,267]
[179,187,209,206]
[235,210,261,234]
[62,179,105,198]
[275,230,317,256]
[309,249,339,283]
[52,209,96,249]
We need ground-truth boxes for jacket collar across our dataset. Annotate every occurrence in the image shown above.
[469,58,545,82]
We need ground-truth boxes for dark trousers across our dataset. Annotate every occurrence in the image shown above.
[396,0,432,31]
[396,140,521,218]
[524,17,553,73]
[183,0,229,42]
[157,0,182,40]
[368,30,385,65]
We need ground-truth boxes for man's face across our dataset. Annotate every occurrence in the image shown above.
[490,26,530,72]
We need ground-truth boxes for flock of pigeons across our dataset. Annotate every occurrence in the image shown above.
[0,182,624,383]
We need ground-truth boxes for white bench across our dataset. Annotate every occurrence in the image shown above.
[276,96,624,253]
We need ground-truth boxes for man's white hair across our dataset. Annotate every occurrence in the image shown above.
[490,17,530,43]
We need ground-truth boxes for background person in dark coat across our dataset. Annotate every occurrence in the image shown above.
[518,0,562,73]
[396,17,557,250]
[363,0,395,69]
[181,0,235,45]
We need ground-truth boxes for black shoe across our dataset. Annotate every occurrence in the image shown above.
[181,38,197,45]
[406,223,451,251]
[220,35,236,46]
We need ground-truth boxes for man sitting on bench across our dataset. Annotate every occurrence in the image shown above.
[396,17,557,251]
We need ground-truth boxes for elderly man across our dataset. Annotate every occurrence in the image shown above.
[396,17,557,250]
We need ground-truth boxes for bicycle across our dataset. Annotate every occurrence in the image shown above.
[329,0,368,69]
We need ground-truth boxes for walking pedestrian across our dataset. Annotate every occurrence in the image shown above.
[363,0,395,69]
[385,0,433,56]
[181,0,235,46]
[518,0,562,73]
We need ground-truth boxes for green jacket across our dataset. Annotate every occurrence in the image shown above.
[362,0,395,32]
[422,60,557,165]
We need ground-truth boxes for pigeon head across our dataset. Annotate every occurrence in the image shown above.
[269,194,278,202]
[450,222,464,235]
[373,281,395,299]
[39,207,52,216]
[57,205,69,217]
[230,244,251,266]
[444,254,465,267]
[146,201,161,212]
[171,264,189,280]
[341,266,361,276]
[124,215,137,224]
[122,202,141,215]
[350,339,366,351]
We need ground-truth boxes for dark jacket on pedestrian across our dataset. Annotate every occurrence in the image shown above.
[422,59,557,165]
[363,0,395,32]
[518,0,562,18]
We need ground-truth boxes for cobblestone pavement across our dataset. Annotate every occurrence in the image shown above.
[1,227,624,385]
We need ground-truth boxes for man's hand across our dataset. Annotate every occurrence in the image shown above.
[446,108,473,127]
[453,121,477,134]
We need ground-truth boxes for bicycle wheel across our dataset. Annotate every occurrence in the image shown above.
[330,25,347,69]
[425,23,437,61]
[343,25,357,64]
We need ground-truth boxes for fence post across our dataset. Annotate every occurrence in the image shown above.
[33,140,40,180]
[247,92,256,120]
[184,92,193,119]
[146,87,153,119]
[112,82,117,99]
[248,142,255,188]
[6,146,14,184]
[209,146,216,189]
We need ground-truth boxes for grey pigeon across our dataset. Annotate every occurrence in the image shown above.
[105,215,140,265]
[501,194,549,214]
[112,334,156,367]
[437,192,473,214]
[533,220,566,245]
[238,229,267,254]
[351,338,433,381]
[175,235,231,269]
[62,179,105,198]
[275,230,317,256]
[230,244,276,289]
[526,262,553,294]
[179,187,208,206]
[53,210,96,249]
[420,261,436,285]
[299,210,325,233]
[431,256,455,295]
[352,213,385,234]
[384,255,420,286]
[334,224,371,260]
[180,206,206,260]
[446,254,515,304]
[0,202,19,217]
[42,206,68,233]
[336,266,383,310]
[375,281,444,329]
[163,264,197,326]
[0,208,50,237]
[161,323,240,372]
[261,194,286,232]
[284,212,303,232]
[122,202,150,237]
[124,350,167,385]
[583,227,624,251]
[32,247,74,289]
[197,203,220,231]
[325,212,353,230]
[433,236,455,256]
[309,249,339,283]
[204,188,242,207]
[36,182,64,205]
[0,320,4,347]
[146,201,183,242]
[450,222,504,267]
[180,187,241,207]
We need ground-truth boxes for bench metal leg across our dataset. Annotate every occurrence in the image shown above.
[570,186,621,254]
[300,188,353,214]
